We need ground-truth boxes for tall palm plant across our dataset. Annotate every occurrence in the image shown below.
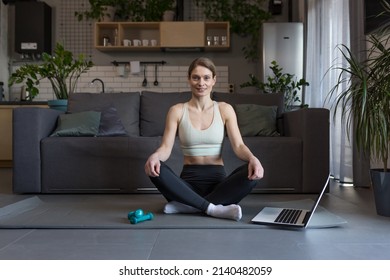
[328,33,390,172]
[327,0,390,216]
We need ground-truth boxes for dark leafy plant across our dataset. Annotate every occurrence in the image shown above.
[75,0,176,22]
[194,0,271,61]
[143,0,176,21]
[9,43,93,100]
[241,60,309,110]
[75,0,117,21]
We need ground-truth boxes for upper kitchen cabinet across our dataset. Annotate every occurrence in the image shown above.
[160,22,205,48]
[94,21,229,51]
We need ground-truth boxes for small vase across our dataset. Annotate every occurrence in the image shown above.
[48,99,68,112]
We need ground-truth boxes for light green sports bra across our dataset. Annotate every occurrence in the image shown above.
[178,101,225,156]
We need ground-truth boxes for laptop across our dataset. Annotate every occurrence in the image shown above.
[251,175,330,228]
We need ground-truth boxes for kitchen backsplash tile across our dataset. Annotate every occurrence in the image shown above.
[9,65,229,101]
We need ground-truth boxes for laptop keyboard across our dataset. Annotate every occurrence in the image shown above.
[275,209,302,224]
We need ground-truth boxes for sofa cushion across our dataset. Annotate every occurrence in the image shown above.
[212,92,284,116]
[213,92,285,135]
[221,136,302,192]
[234,104,279,136]
[140,91,192,136]
[67,92,140,136]
[41,137,133,192]
[50,111,101,137]
[97,106,128,137]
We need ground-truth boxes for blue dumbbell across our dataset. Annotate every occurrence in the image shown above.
[127,209,144,220]
[129,212,154,224]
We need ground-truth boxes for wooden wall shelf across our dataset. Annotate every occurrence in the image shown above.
[94,21,230,51]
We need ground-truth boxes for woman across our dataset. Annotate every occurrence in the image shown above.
[144,57,264,221]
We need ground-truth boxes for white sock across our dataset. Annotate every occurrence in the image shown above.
[164,201,201,214]
[206,203,242,221]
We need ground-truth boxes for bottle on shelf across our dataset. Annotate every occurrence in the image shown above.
[114,28,118,46]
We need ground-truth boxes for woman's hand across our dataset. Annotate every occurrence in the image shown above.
[247,156,264,180]
[145,154,161,177]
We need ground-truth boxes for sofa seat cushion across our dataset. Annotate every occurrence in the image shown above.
[222,136,303,192]
[140,91,192,136]
[40,135,185,193]
[67,92,140,136]
[41,137,131,192]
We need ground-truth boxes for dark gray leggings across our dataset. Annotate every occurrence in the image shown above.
[150,162,257,211]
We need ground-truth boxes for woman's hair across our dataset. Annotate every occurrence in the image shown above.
[188,57,217,78]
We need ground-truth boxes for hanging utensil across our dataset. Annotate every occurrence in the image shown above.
[142,65,147,87]
[154,64,159,86]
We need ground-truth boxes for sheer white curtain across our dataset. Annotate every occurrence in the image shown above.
[305,0,354,183]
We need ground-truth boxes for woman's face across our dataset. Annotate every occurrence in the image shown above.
[188,65,216,97]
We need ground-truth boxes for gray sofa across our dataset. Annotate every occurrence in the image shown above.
[13,91,329,194]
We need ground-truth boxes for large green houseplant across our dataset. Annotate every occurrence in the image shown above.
[9,43,93,103]
[240,60,309,110]
[75,0,176,22]
[327,1,390,216]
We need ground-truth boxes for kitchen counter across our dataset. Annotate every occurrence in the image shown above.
[0,102,49,167]
[0,101,48,105]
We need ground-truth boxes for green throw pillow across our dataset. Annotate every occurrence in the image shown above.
[51,111,101,137]
[234,104,279,136]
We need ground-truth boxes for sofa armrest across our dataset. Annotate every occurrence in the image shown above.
[13,107,63,193]
[283,108,330,192]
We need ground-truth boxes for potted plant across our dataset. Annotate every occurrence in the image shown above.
[240,60,309,110]
[147,0,176,21]
[195,0,271,61]
[327,1,390,216]
[9,43,93,110]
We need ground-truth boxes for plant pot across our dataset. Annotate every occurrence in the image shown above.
[162,10,175,21]
[370,169,390,217]
[48,99,68,112]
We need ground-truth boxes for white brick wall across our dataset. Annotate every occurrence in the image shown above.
[10,65,229,101]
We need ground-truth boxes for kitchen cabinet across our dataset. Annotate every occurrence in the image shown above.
[160,21,205,47]
[0,103,48,167]
[94,21,230,51]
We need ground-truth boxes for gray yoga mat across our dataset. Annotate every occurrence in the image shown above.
[0,194,347,229]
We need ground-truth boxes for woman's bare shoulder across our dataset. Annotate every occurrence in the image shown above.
[168,103,185,118]
[170,102,185,112]
[217,101,235,114]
